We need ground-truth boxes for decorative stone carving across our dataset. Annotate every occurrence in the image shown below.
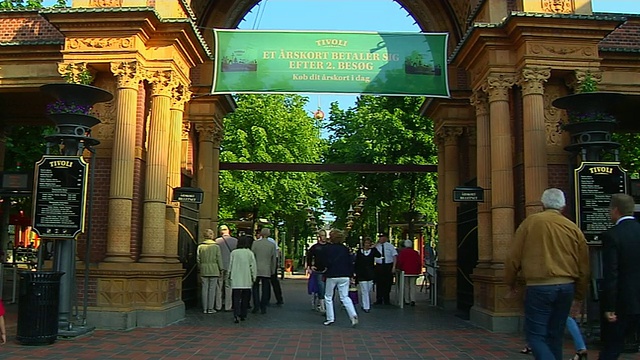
[482,74,516,102]
[543,86,568,147]
[171,83,192,110]
[67,37,133,50]
[529,44,594,58]
[182,121,191,139]
[147,70,174,97]
[195,122,223,144]
[57,62,90,83]
[436,126,464,146]
[519,67,551,96]
[542,0,573,13]
[470,90,489,117]
[566,69,602,92]
[110,61,141,89]
[89,0,122,6]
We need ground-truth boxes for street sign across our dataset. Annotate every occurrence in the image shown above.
[453,186,484,202]
[32,156,88,239]
[173,187,204,204]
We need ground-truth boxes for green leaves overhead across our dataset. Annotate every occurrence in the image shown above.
[219,94,324,220]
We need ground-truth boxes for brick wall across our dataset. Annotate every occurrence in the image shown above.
[0,11,63,43]
[76,156,111,263]
[548,163,575,221]
[75,276,98,307]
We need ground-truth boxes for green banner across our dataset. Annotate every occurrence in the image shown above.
[212,30,449,97]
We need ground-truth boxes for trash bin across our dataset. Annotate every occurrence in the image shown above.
[16,271,64,345]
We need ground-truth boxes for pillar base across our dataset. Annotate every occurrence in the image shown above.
[103,253,134,263]
[470,306,523,332]
[138,255,166,263]
[86,301,185,330]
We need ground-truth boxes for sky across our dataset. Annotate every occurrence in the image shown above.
[237,0,640,115]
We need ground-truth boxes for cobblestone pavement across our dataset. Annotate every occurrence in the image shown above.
[1,277,638,359]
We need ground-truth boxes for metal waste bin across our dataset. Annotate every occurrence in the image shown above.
[16,271,64,345]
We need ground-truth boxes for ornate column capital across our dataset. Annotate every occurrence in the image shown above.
[519,66,551,96]
[57,62,93,84]
[170,82,192,111]
[470,90,489,117]
[482,74,516,102]
[567,69,602,92]
[110,61,142,89]
[195,122,224,145]
[436,126,464,146]
[147,69,174,97]
[182,121,191,139]
[466,127,477,146]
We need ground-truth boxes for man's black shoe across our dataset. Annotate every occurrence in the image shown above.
[251,308,259,314]
[373,301,383,305]
[276,301,284,306]
[260,309,267,314]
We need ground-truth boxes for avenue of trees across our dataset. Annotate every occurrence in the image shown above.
[218,94,439,255]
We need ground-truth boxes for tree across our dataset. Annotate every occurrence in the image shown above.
[322,96,438,244]
[219,94,324,224]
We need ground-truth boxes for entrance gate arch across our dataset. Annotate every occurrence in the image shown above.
[1,0,639,332]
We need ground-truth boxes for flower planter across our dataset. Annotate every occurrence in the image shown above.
[41,83,112,107]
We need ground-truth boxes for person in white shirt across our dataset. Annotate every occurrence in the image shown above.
[374,234,397,305]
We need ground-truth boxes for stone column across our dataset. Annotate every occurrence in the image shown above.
[520,67,551,216]
[196,123,215,232]
[482,74,516,267]
[436,126,463,310]
[471,90,493,269]
[140,70,173,263]
[181,121,191,173]
[210,120,223,233]
[165,83,190,263]
[104,61,140,262]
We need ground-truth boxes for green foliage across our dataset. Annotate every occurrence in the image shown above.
[219,94,324,222]
[0,0,66,8]
[322,96,438,243]
[4,126,54,171]
[579,72,598,93]
[613,132,640,176]
[61,63,94,85]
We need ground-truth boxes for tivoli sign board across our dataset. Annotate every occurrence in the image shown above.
[212,30,450,97]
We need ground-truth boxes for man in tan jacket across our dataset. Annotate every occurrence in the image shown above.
[505,188,589,360]
[251,228,277,314]
[197,229,223,314]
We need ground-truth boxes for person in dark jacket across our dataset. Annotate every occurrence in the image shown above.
[306,230,328,313]
[354,237,381,313]
[321,229,358,327]
[599,194,640,360]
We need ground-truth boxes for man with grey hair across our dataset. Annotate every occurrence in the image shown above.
[599,193,640,360]
[505,188,589,360]
[214,225,238,312]
[251,227,277,314]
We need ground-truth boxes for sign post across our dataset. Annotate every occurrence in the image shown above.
[574,162,628,243]
[453,186,484,202]
[32,156,89,239]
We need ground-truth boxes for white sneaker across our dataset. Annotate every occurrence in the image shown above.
[351,316,358,327]
[323,320,334,326]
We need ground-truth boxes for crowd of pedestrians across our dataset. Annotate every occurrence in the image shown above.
[196,225,283,323]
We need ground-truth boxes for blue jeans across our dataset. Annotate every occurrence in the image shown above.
[314,272,326,298]
[525,283,575,360]
[566,317,586,352]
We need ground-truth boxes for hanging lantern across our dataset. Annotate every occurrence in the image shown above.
[313,108,325,120]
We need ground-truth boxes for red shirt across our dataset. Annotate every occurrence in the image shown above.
[0,298,5,317]
[397,248,422,275]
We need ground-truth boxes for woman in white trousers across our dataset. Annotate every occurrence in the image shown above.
[354,237,381,312]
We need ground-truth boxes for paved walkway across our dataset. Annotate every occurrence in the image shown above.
[1,277,638,359]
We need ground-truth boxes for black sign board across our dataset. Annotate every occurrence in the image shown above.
[173,187,204,204]
[0,171,32,196]
[453,186,484,202]
[575,162,628,242]
[32,156,88,239]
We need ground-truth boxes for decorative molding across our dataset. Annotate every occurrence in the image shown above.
[482,74,516,103]
[110,61,141,89]
[529,44,594,58]
[567,69,602,91]
[147,70,174,97]
[466,127,477,146]
[541,0,573,14]
[519,67,551,96]
[89,0,122,6]
[67,37,133,50]
[470,90,489,117]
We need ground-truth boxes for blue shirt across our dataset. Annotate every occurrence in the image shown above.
[322,243,354,278]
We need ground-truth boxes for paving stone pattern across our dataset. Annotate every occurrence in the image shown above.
[1,279,638,359]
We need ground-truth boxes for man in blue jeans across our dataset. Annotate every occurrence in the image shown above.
[505,188,590,360]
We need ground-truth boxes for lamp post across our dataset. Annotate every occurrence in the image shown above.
[39,83,112,334]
